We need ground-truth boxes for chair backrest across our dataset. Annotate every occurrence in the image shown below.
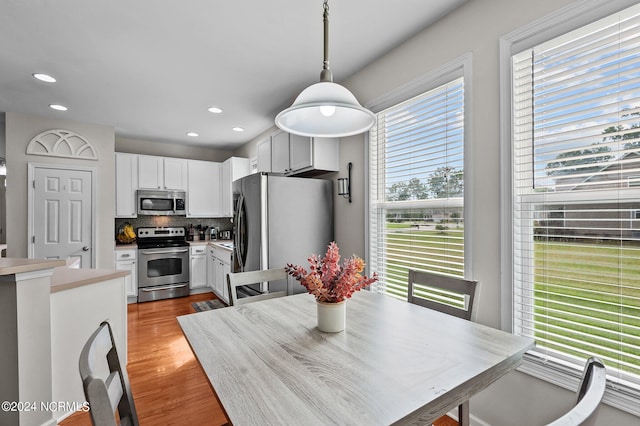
[227,268,288,306]
[407,269,478,320]
[79,321,138,426]
[546,357,607,426]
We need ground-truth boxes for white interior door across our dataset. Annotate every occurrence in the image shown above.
[32,166,93,268]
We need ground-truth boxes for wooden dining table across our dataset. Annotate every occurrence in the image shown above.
[178,290,534,426]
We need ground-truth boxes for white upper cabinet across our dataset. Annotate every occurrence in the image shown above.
[289,133,313,171]
[256,138,271,173]
[116,153,249,219]
[263,130,339,176]
[187,160,221,217]
[115,153,138,218]
[271,130,291,174]
[221,157,250,217]
[138,155,187,190]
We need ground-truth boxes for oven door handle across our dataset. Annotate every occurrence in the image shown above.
[139,249,189,255]
[140,283,188,292]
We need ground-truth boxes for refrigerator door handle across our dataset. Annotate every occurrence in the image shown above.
[235,193,246,271]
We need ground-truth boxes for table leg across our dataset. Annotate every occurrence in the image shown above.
[458,401,470,426]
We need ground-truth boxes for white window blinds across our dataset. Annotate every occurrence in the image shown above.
[512,3,640,392]
[369,77,465,300]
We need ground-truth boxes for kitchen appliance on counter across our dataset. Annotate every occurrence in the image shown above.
[137,227,190,302]
[187,224,209,241]
[233,173,333,295]
[137,189,186,215]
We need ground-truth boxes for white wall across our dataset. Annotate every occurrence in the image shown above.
[331,134,367,260]
[5,112,115,267]
[116,136,232,162]
[0,112,6,157]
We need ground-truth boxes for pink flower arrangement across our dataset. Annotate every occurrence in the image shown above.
[285,242,378,303]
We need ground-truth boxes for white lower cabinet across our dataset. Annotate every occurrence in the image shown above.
[207,246,215,291]
[208,244,232,304]
[114,249,137,302]
[190,245,208,291]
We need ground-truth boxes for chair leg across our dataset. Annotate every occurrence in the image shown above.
[458,401,470,426]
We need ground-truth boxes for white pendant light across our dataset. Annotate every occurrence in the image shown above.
[275,0,375,138]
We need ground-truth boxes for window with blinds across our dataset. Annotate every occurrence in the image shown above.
[369,77,465,300]
[511,3,640,392]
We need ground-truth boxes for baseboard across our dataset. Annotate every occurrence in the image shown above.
[189,287,212,295]
[46,413,64,426]
[447,409,492,426]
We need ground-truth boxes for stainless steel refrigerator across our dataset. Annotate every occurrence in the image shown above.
[232,173,334,294]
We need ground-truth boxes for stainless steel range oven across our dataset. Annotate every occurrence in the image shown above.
[137,227,190,302]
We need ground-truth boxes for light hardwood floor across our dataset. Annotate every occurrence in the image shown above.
[60,293,457,426]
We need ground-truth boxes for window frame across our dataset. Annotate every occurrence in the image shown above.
[366,53,474,295]
[499,0,640,416]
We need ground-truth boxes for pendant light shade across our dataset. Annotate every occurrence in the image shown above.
[275,81,375,138]
[275,0,375,138]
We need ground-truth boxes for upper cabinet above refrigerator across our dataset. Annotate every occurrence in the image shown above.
[257,130,339,177]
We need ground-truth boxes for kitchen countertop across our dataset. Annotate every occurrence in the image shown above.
[114,240,234,250]
[51,267,129,293]
[0,258,66,276]
[209,240,233,251]
[188,239,233,249]
[115,243,137,250]
[0,258,129,293]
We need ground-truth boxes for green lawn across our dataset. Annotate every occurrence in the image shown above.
[533,242,640,376]
[381,224,640,377]
[381,224,464,299]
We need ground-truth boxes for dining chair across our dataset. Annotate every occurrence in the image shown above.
[79,321,139,426]
[407,269,478,426]
[407,269,478,321]
[227,268,289,306]
[546,357,607,426]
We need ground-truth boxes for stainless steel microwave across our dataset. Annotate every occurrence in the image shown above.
[137,190,186,215]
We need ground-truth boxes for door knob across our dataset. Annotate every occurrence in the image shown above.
[82,246,89,251]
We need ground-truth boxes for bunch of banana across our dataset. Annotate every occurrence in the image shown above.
[117,223,136,244]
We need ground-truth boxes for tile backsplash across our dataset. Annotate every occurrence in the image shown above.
[115,217,232,240]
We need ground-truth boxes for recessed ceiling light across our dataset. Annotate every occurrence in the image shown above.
[232,127,244,132]
[208,107,223,114]
[49,104,67,111]
[186,132,199,137]
[33,73,56,83]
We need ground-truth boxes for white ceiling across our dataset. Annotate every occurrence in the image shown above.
[0,0,467,150]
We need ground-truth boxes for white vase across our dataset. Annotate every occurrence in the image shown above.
[316,300,346,332]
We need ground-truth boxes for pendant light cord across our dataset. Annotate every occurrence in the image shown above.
[320,0,333,82]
